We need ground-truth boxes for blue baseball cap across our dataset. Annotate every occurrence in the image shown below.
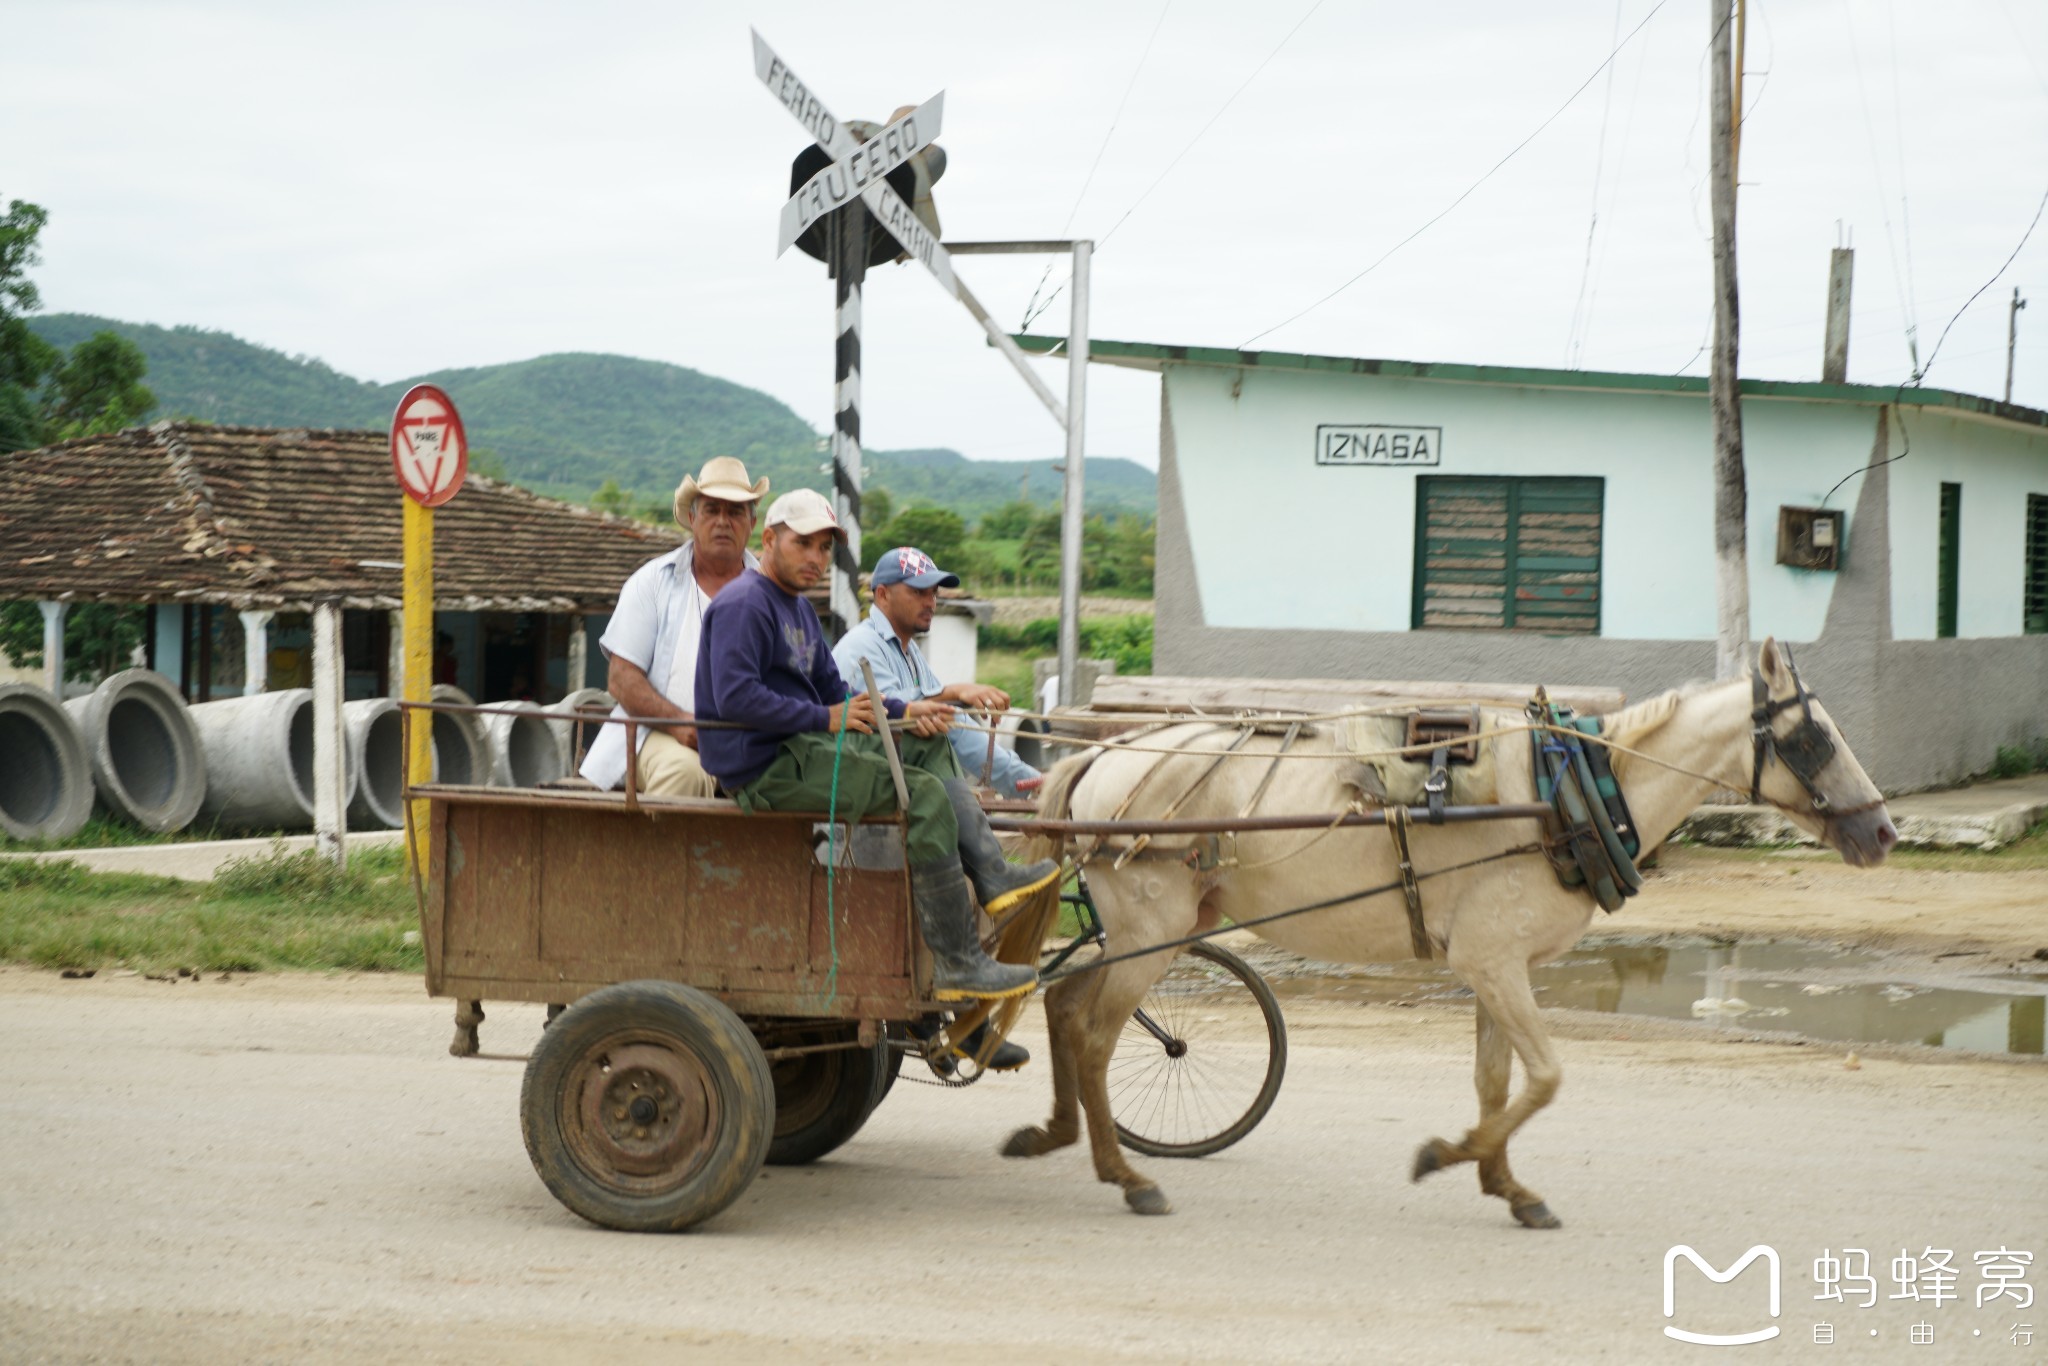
[871,546,959,589]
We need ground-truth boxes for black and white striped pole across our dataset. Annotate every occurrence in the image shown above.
[826,204,866,640]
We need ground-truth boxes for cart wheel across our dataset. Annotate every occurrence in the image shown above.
[521,980,774,1231]
[765,1031,890,1166]
[1112,939,1288,1159]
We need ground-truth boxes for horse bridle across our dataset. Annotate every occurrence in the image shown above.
[1747,645,1881,818]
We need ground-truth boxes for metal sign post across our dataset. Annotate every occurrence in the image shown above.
[753,32,1090,664]
[391,383,468,869]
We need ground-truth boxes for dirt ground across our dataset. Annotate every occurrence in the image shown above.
[2,852,2043,1364]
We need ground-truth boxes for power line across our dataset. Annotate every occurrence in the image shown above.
[1843,0,1918,375]
[1914,183,2048,383]
[1564,0,1628,368]
[1095,0,1326,249]
[1239,0,1673,351]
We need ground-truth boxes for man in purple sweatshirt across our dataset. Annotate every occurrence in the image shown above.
[694,489,1054,1002]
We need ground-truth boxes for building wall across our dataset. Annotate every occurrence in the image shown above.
[1153,366,2048,792]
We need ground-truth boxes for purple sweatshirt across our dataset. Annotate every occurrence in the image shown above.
[695,568,904,789]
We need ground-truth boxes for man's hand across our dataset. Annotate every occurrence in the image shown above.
[943,682,1011,712]
[903,699,955,738]
[672,723,699,750]
[829,694,878,734]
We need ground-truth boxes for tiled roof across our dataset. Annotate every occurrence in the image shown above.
[0,422,682,611]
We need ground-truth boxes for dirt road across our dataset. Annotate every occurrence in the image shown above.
[3,953,2042,1364]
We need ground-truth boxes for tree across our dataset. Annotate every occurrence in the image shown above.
[43,330,154,439]
[882,506,965,566]
[0,601,149,683]
[977,499,1036,541]
[861,486,894,532]
[0,199,57,452]
[590,478,631,516]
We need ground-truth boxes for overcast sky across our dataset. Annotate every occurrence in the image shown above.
[5,0,2045,473]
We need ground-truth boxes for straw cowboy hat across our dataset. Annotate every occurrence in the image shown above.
[673,456,769,525]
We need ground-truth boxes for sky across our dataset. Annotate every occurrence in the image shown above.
[4,0,2045,474]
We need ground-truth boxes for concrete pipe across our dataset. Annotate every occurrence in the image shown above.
[551,687,615,773]
[342,697,404,830]
[0,683,95,842]
[428,684,491,787]
[187,688,356,832]
[481,701,568,787]
[62,668,208,834]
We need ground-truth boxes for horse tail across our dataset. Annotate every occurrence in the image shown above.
[1023,749,1096,864]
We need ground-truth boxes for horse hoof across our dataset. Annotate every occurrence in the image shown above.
[1001,1127,1047,1158]
[1512,1201,1562,1230]
[1125,1185,1173,1216]
[1411,1139,1450,1182]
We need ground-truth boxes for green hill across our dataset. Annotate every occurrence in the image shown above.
[25,315,1155,519]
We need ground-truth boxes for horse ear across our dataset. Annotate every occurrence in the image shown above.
[1757,636,1791,689]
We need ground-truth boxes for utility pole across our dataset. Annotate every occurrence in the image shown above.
[2008,288,2027,404]
[1709,0,1749,681]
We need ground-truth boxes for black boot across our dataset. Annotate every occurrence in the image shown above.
[943,778,1061,915]
[909,1017,1031,1075]
[910,859,1039,1002]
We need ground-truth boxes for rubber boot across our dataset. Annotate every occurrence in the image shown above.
[911,859,1039,1002]
[909,1017,1031,1076]
[943,778,1061,916]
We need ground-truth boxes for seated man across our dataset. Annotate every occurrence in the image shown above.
[832,546,1042,799]
[579,457,765,797]
[695,488,1057,1002]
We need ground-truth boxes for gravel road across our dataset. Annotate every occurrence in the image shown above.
[3,963,2041,1364]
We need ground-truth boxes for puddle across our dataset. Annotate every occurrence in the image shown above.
[1251,938,2048,1056]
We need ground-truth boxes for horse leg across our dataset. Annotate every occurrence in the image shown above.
[1001,972,1087,1158]
[1410,964,1564,1229]
[1071,956,1177,1215]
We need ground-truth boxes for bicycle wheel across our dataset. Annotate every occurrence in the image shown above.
[1110,939,1288,1158]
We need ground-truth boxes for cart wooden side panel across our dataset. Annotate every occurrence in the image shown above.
[418,785,928,1021]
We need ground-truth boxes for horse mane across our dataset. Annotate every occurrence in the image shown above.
[1599,685,1700,782]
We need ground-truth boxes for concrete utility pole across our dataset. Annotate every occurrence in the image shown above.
[1823,247,1854,384]
[1056,240,1092,708]
[1708,0,1749,681]
[310,599,347,869]
[2008,288,2027,404]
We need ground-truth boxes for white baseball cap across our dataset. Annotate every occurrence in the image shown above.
[763,487,842,537]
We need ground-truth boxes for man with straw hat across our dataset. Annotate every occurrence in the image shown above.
[578,456,768,798]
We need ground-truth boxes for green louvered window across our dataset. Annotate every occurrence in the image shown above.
[1937,482,1961,639]
[2025,493,2048,635]
[1411,476,1604,634]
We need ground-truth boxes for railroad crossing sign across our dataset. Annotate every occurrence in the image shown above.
[390,383,468,508]
[752,31,956,294]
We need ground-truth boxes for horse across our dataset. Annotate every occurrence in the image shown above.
[1004,639,1897,1227]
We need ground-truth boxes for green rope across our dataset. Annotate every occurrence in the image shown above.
[822,715,848,1007]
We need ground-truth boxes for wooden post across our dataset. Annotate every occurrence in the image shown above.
[1709,0,1749,681]
[311,599,347,868]
[404,497,434,866]
[827,204,866,642]
[2008,288,2027,404]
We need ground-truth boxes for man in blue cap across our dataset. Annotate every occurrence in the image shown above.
[834,546,1043,799]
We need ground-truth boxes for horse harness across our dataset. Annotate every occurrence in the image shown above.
[1748,644,1883,818]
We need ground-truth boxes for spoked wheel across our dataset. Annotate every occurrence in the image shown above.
[521,980,774,1231]
[1111,939,1287,1158]
[765,1029,890,1166]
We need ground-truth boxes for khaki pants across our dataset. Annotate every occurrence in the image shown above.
[636,729,719,798]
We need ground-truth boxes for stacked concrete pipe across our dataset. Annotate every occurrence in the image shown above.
[0,682,96,841]
[481,701,568,787]
[187,688,356,832]
[428,684,491,786]
[62,668,208,833]
[341,697,404,829]
[551,687,615,775]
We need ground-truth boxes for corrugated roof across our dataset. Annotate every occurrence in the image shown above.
[0,422,682,610]
[1008,334,2048,433]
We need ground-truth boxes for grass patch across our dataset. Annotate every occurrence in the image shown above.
[0,814,300,853]
[1676,816,2048,873]
[0,842,421,975]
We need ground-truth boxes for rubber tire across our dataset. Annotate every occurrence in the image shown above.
[765,1033,890,1166]
[1113,940,1289,1159]
[521,980,774,1232]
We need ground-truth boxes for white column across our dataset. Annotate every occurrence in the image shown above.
[238,609,275,696]
[311,601,348,868]
[38,600,67,696]
[566,615,590,691]
[386,609,406,698]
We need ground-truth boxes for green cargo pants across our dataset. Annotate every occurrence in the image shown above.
[731,730,964,866]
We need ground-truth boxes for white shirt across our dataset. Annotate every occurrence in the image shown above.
[578,541,758,790]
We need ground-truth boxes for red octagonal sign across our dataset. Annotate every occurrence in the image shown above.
[390,384,468,507]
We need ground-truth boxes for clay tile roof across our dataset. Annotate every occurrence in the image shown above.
[0,422,682,611]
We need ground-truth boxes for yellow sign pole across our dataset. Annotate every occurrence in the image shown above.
[404,495,434,870]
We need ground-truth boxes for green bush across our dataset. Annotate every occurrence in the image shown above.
[1989,740,2048,780]
[977,614,1152,676]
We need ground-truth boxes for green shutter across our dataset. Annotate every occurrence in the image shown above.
[2025,493,2048,636]
[1937,482,1961,639]
[1413,476,1602,634]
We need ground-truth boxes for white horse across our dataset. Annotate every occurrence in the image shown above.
[1005,640,1897,1226]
